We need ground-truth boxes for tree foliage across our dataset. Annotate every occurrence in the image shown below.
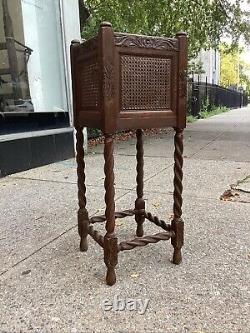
[220,45,240,87]
[220,43,250,94]
[240,60,250,94]
[79,0,250,57]
[188,59,206,76]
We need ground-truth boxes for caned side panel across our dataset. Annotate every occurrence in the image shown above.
[120,55,172,112]
[76,55,100,111]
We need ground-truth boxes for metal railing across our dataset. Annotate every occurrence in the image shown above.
[188,80,249,116]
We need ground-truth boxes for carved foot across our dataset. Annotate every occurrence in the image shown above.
[78,208,89,252]
[172,249,182,265]
[104,234,118,286]
[80,237,88,252]
[171,218,184,265]
[106,267,116,286]
[136,225,144,238]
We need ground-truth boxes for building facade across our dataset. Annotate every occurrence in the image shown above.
[192,49,220,85]
[0,0,81,176]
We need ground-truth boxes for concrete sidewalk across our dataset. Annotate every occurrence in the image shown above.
[0,107,249,333]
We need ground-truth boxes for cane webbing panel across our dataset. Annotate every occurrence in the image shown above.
[121,55,171,111]
[80,60,99,109]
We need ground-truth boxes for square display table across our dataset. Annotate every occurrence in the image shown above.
[70,22,187,285]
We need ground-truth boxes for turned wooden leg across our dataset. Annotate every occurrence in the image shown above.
[103,134,118,286]
[171,128,184,264]
[76,127,89,252]
[135,129,145,237]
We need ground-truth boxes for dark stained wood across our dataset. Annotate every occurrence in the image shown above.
[70,40,80,125]
[104,134,116,233]
[71,22,188,285]
[144,211,171,231]
[135,129,145,237]
[76,126,89,252]
[119,231,175,251]
[99,22,116,133]
[114,32,178,51]
[88,226,104,248]
[176,32,188,128]
[90,209,135,224]
[103,133,118,285]
[71,23,187,131]
[117,111,176,130]
[171,128,184,264]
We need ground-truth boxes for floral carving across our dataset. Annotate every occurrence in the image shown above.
[103,63,114,99]
[114,33,178,51]
[179,71,187,98]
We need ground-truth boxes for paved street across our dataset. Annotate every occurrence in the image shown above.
[0,107,250,333]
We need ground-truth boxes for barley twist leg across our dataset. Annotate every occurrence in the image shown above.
[135,129,145,237]
[103,134,118,286]
[171,128,184,264]
[76,127,89,252]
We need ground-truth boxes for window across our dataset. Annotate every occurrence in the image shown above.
[0,0,68,113]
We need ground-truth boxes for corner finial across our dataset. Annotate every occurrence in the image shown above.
[176,31,187,37]
[100,21,112,28]
[71,39,80,45]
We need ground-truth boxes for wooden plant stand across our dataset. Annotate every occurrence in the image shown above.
[70,22,188,285]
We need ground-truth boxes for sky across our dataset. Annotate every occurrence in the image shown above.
[241,47,250,63]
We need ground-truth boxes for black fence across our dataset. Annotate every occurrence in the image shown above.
[188,80,249,116]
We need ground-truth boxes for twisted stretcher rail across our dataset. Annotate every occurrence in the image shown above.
[144,211,171,231]
[88,226,104,247]
[118,231,175,251]
[90,209,171,231]
[90,209,135,224]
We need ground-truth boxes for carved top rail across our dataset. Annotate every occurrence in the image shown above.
[114,32,179,51]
